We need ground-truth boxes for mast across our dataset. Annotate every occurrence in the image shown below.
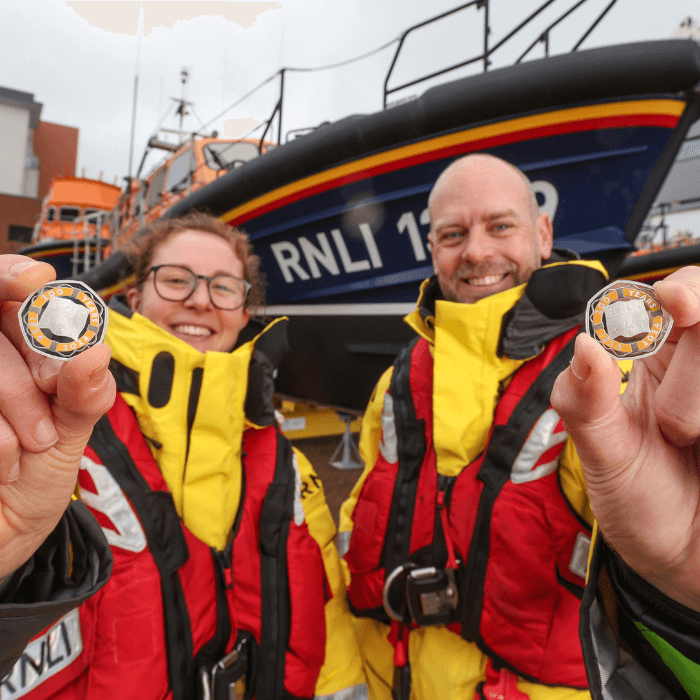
[127,4,144,179]
[177,67,189,144]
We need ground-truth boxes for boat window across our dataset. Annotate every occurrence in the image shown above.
[132,181,147,217]
[203,142,259,171]
[147,168,168,210]
[59,207,81,222]
[46,206,55,222]
[165,149,192,192]
[84,208,100,220]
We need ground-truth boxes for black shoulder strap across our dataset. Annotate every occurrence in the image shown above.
[88,415,194,700]
[255,427,295,700]
[382,338,426,579]
[461,333,577,647]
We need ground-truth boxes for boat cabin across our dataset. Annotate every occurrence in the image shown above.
[114,137,275,246]
[33,176,121,243]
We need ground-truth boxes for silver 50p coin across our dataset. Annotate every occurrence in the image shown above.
[585,280,673,360]
[19,281,108,361]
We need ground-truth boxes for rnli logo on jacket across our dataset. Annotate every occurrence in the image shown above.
[0,610,82,698]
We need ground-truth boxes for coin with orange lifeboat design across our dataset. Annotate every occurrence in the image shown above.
[585,280,673,360]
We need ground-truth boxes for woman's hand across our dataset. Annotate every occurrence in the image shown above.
[0,256,116,580]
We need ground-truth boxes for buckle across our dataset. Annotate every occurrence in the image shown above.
[406,567,458,626]
[200,639,247,700]
[383,564,412,621]
[383,563,460,626]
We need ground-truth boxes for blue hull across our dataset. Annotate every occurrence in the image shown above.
[73,40,700,410]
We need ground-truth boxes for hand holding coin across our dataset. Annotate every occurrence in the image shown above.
[0,256,115,580]
[551,266,700,611]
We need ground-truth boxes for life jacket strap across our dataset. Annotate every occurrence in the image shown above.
[390,620,411,700]
[475,659,531,699]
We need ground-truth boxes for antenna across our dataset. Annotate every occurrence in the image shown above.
[170,67,192,146]
[127,4,144,179]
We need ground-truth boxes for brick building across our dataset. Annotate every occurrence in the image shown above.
[0,86,78,254]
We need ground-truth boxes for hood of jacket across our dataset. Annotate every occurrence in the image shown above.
[403,252,608,476]
[105,299,288,550]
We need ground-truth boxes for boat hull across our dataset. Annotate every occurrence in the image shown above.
[20,238,111,279]
[79,40,700,411]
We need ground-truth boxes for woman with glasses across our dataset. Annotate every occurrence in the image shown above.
[9,212,367,700]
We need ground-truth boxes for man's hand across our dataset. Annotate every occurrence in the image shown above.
[551,266,700,611]
[0,256,116,580]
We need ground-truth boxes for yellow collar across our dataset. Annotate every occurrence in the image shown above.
[406,258,608,476]
[429,286,527,475]
[106,305,285,550]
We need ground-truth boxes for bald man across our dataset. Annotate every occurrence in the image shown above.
[339,155,700,699]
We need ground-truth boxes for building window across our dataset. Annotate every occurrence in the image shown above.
[9,225,33,243]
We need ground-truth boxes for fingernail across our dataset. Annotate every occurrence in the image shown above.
[8,461,20,482]
[34,417,59,449]
[570,351,591,382]
[37,356,61,382]
[655,279,697,307]
[88,358,110,387]
[10,261,41,278]
[653,279,677,300]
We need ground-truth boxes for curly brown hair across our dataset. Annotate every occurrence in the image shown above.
[126,212,265,311]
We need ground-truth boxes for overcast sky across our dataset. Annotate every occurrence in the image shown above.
[3,0,699,188]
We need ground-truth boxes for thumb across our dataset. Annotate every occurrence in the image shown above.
[550,333,625,473]
[52,344,116,460]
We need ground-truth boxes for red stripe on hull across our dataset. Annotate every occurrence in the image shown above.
[229,113,679,227]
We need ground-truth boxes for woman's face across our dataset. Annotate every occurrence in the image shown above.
[127,229,250,353]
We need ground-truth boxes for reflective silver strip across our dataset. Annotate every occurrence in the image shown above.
[79,455,147,553]
[291,452,305,526]
[510,408,568,484]
[589,597,619,700]
[569,532,591,580]
[336,530,352,558]
[588,598,676,699]
[315,683,370,700]
[0,609,83,698]
[378,393,398,465]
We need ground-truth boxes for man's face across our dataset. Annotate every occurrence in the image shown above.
[428,157,553,304]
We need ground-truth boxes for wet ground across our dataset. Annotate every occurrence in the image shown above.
[291,435,364,525]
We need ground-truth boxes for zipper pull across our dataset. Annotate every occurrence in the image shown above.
[217,547,234,589]
[437,489,458,571]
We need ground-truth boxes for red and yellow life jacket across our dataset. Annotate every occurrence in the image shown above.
[3,392,327,700]
[344,326,591,688]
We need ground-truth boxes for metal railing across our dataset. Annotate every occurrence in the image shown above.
[116,0,621,241]
[383,0,619,108]
[69,210,117,276]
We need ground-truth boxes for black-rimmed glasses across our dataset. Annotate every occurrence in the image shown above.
[149,265,251,310]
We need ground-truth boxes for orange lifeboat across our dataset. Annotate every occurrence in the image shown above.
[33,176,121,243]
[113,136,274,248]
